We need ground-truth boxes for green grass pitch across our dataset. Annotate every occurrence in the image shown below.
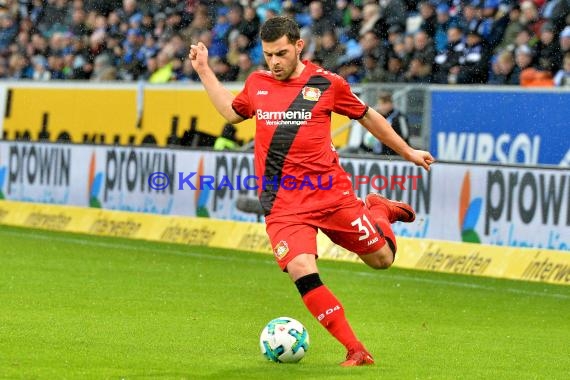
[1,224,569,379]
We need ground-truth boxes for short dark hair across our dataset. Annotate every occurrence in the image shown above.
[260,16,300,43]
[378,91,393,102]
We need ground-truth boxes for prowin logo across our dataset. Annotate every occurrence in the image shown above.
[256,109,313,126]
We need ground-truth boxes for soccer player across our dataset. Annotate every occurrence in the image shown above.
[189,16,435,366]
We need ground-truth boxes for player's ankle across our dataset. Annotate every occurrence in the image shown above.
[347,341,366,353]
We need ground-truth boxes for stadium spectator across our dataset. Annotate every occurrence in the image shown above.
[381,0,407,32]
[206,8,229,59]
[12,28,30,56]
[418,0,437,38]
[31,55,50,80]
[82,0,122,16]
[139,33,158,62]
[384,52,406,82]
[308,0,336,48]
[362,91,410,155]
[139,11,155,36]
[38,0,69,37]
[488,50,520,84]
[457,29,491,84]
[210,56,237,82]
[482,0,507,50]
[433,25,466,84]
[514,44,535,76]
[361,53,387,82]
[386,24,405,54]
[482,0,500,19]
[46,53,65,79]
[360,2,388,41]
[434,3,455,54]
[560,26,570,56]
[520,0,545,39]
[106,11,123,37]
[7,52,31,79]
[401,32,416,68]
[213,123,239,151]
[116,0,141,25]
[553,51,570,86]
[535,22,562,75]
[313,30,345,71]
[513,27,537,54]
[463,0,494,42]
[163,6,184,37]
[342,2,363,41]
[337,57,364,84]
[189,15,434,367]
[181,7,210,45]
[152,11,167,40]
[254,0,282,23]
[242,5,261,43]
[357,30,383,68]
[28,0,44,26]
[0,10,17,54]
[519,66,554,86]
[148,48,175,83]
[121,27,145,80]
[224,4,247,50]
[225,31,246,64]
[493,3,523,54]
[91,53,117,81]
[0,0,566,86]
[412,29,436,73]
[404,55,432,82]
[69,5,89,37]
[550,0,570,35]
[236,52,256,81]
[177,55,198,82]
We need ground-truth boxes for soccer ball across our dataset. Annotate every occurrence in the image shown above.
[259,317,309,363]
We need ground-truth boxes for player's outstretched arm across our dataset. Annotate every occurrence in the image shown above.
[358,107,435,171]
[189,42,244,124]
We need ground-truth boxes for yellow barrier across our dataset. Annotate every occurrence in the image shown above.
[1,200,568,285]
[2,86,351,147]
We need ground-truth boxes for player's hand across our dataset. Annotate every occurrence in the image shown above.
[407,149,435,171]
[189,42,209,72]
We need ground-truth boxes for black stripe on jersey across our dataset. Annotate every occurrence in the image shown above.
[260,75,332,215]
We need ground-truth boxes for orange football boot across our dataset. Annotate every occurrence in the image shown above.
[340,349,375,367]
[365,193,416,223]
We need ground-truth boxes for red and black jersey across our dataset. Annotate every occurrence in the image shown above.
[232,61,368,216]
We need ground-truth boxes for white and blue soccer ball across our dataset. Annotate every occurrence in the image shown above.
[259,317,309,363]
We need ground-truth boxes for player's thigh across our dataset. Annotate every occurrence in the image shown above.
[265,214,318,274]
[320,199,386,255]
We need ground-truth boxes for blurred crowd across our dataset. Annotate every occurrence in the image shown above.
[1,0,569,86]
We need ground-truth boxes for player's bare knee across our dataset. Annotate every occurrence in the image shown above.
[371,252,394,270]
[373,244,394,269]
[361,248,394,270]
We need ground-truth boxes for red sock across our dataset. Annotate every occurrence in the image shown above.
[369,205,397,252]
[302,285,364,352]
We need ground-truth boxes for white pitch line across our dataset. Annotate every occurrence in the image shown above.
[1,228,569,300]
